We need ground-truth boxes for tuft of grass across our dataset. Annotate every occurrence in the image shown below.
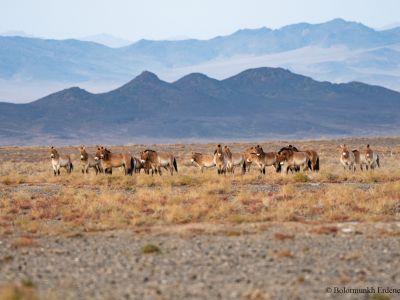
[274,249,294,258]
[11,237,39,248]
[274,233,294,241]
[312,226,338,235]
[293,173,309,182]
[142,244,160,254]
[0,282,38,300]
[369,294,391,300]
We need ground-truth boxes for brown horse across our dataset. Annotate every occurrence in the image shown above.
[224,146,245,174]
[276,145,300,173]
[191,152,215,172]
[49,146,73,176]
[243,146,257,173]
[95,147,134,175]
[132,157,152,174]
[79,146,102,174]
[340,144,357,172]
[252,145,279,174]
[304,150,319,172]
[140,149,178,176]
[213,144,227,175]
[275,149,312,174]
[362,144,380,170]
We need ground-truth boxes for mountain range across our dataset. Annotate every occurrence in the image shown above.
[0,67,399,146]
[1,18,400,102]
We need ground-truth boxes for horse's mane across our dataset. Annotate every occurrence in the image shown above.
[144,149,156,153]
[192,152,203,156]
[278,145,299,154]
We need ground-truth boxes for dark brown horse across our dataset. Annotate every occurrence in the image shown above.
[275,149,312,174]
[95,147,134,175]
[140,149,178,176]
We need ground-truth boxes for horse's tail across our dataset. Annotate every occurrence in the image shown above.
[173,157,178,173]
[131,157,136,174]
[127,157,134,175]
[315,156,320,171]
[69,162,74,173]
[307,158,312,170]
[376,154,380,168]
[242,160,246,174]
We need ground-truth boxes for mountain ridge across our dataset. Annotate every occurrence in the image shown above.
[0,67,399,146]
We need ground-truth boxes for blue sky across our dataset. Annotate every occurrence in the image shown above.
[1,0,399,40]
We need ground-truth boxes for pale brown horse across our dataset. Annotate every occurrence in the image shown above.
[304,150,320,172]
[252,145,279,174]
[191,152,215,172]
[213,144,227,175]
[140,149,178,176]
[275,149,312,174]
[49,146,73,176]
[340,144,357,172]
[95,147,134,175]
[224,146,245,174]
[79,146,102,174]
[243,146,257,173]
[362,144,380,170]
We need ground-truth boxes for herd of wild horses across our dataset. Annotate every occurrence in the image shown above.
[49,143,380,176]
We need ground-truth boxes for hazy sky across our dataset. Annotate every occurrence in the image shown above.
[1,0,399,41]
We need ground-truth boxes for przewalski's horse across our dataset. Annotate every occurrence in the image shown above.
[275,149,312,174]
[132,157,152,174]
[252,145,279,174]
[276,145,300,173]
[140,149,178,176]
[95,147,134,175]
[340,144,357,171]
[363,144,380,170]
[224,146,245,174]
[79,146,102,174]
[49,146,73,176]
[243,146,257,173]
[213,144,227,175]
[305,150,320,172]
[191,152,215,173]
[277,145,319,172]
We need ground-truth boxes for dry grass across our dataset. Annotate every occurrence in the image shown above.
[0,138,399,236]
[0,281,38,300]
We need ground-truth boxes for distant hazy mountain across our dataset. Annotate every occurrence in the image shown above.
[1,18,400,102]
[80,33,132,48]
[0,67,399,146]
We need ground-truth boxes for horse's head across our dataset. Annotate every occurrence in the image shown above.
[94,146,105,161]
[275,150,291,165]
[254,145,264,157]
[49,146,58,159]
[79,145,87,160]
[340,144,349,159]
[140,150,149,164]
[215,144,223,157]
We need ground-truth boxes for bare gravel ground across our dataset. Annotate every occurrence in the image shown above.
[1,222,400,300]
